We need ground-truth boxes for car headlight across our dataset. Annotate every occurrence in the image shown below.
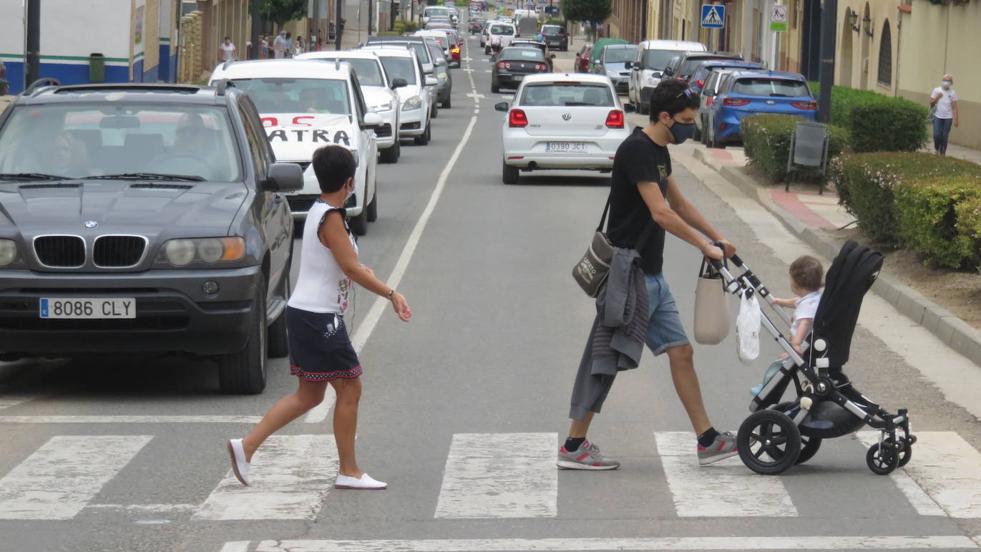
[402,95,423,111]
[371,101,394,112]
[158,237,245,267]
[437,71,448,82]
[0,239,18,267]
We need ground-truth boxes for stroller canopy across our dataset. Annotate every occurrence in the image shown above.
[812,241,884,369]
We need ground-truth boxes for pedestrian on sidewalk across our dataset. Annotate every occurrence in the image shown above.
[929,74,959,156]
[295,35,306,56]
[227,145,412,491]
[560,78,739,471]
[273,30,289,59]
[219,36,237,63]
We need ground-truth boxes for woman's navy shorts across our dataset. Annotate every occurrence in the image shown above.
[286,306,362,382]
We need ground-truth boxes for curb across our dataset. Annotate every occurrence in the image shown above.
[691,149,981,368]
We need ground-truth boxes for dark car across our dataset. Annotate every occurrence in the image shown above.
[491,47,550,93]
[0,82,303,394]
[687,59,763,94]
[540,24,568,51]
[509,39,553,70]
[592,43,638,94]
[665,51,743,81]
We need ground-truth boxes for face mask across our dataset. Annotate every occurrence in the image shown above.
[941,80,952,90]
[668,120,696,144]
[345,180,355,202]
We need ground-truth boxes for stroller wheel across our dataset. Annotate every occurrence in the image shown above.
[866,443,900,475]
[737,410,802,475]
[796,435,822,465]
[894,437,913,467]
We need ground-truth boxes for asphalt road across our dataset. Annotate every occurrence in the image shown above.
[1,31,980,552]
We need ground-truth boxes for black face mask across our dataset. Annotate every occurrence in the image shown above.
[668,120,696,144]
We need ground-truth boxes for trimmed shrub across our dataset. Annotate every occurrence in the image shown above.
[742,114,850,182]
[808,83,928,153]
[955,196,981,267]
[895,177,981,268]
[393,19,419,34]
[829,152,981,245]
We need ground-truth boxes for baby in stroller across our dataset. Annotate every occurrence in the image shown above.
[750,255,823,398]
[710,241,915,476]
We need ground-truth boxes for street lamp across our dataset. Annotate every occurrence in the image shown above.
[846,9,859,33]
[862,12,874,38]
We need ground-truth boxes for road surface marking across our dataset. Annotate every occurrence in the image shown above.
[0,395,33,411]
[654,432,797,517]
[435,433,557,519]
[303,385,336,423]
[193,434,336,520]
[220,543,250,552]
[0,415,263,424]
[858,431,981,518]
[854,432,945,516]
[85,503,198,513]
[231,536,979,551]
[0,435,152,520]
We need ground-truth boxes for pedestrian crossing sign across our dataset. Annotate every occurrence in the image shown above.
[701,4,725,29]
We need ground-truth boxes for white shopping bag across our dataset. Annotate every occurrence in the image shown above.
[736,291,761,364]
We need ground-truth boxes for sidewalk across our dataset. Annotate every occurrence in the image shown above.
[0,95,12,111]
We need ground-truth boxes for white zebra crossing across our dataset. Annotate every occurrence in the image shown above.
[0,435,152,520]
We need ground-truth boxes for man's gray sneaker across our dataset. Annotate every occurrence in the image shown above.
[697,431,739,465]
[557,440,621,470]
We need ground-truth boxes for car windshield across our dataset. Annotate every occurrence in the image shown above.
[406,42,432,64]
[520,83,614,107]
[502,48,546,62]
[380,57,417,85]
[604,46,638,63]
[542,25,564,36]
[319,58,385,86]
[733,78,810,97]
[641,49,680,71]
[425,7,450,16]
[491,25,515,35]
[0,104,241,182]
[231,78,351,115]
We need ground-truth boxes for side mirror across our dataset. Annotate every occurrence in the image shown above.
[624,103,636,113]
[425,75,438,87]
[494,101,509,112]
[264,162,303,193]
[663,67,674,76]
[623,61,633,69]
[391,78,408,89]
[362,112,383,129]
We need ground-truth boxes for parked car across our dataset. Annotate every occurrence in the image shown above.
[424,40,454,109]
[423,5,457,26]
[704,70,816,148]
[210,60,380,235]
[627,39,705,113]
[491,47,551,93]
[696,67,741,141]
[0,82,302,394]
[588,38,628,74]
[363,37,440,116]
[592,43,638,95]
[665,51,743,82]
[485,22,517,54]
[515,16,538,38]
[361,46,436,146]
[687,59,763,94]
[539,24,568,51]
[575,43,592,73]
[494,73,632,184]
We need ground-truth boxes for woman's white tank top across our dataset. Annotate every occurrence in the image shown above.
[287,199,357,314]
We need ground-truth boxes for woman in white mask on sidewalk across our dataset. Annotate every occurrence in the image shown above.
[929,74,959,156]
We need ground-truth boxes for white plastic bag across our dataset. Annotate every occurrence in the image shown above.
[736,291,761,364]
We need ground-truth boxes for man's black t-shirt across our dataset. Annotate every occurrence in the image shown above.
[607,127,672,275]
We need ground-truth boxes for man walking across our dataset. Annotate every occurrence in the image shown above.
[930,74,959,156]
[560,79,738,470]
[273,30,289,59]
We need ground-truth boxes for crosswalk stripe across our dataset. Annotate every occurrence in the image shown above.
[0,415,263,424]
[0,435,152,520]
[233,535,979,551]
[435,433,557,519]
[857,431,981,518]
[193,434,337,520]
[0,396,34,411]
[654,432,797,517]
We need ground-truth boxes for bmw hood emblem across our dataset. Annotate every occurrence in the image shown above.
[84,220,99,229]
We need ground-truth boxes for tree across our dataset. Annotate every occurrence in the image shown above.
[560,0,611,38]
[256,0,307,27]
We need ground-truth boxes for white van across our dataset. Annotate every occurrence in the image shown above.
[627,40,705,113]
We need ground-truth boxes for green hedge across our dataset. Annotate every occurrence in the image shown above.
[829,152,981,245]
[895,177,981,268]
[955,196,981,266]
[809,83,927,153]
[742,114,850,182]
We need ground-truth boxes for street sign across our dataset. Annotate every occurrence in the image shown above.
[770,4,788,32]
[700,4,725,29]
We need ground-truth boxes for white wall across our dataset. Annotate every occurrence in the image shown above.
[40,0,132,60]
[0,2,26,60]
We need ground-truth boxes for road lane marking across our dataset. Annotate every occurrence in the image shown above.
[654,432,797,517]
[435,433,557,519]
[220,543,250,552]
[0,435,152,520]
[229,536,980,551]
[303,385,336,423]
[0,415,263,423]
[857,431,981,518]
[85,503,198,513]
[193,434,336,520]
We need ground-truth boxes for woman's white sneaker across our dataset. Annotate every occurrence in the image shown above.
[335,473,387,490]
[226,438,250,486]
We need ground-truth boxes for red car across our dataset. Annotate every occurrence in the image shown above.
[575,44,592,73]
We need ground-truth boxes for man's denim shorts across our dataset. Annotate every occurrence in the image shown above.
[645,273,691,355]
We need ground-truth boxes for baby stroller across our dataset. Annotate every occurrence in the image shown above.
[709,241,916,475]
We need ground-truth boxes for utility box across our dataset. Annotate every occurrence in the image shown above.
[89,53,106,83]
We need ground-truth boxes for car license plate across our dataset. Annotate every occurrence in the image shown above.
[39,298,136,319]
[546,142,587,153]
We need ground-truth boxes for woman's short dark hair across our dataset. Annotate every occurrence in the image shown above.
[312,145,356,193]
[649,78,700,122]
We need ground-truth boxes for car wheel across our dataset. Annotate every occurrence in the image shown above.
[267,254,291,359]
[218,273,268,395]
[491,81,500,93]
[502,160,519,184]
[366,189,378,222]
[380,140,400,164]
[414,122,431,145]
[693,123,702,142]
[443,95,452,109]
[349,207,368,236]
[485,46,490,54]
[431,103,439,119]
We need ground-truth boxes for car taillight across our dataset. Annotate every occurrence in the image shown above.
[705,97,715,106]
[509,109,528,128]
[723,98,750,107]
[535,63,547,71]
[792,101,818,110]
[695,79,704,89]
[605,110,624,129]
[497,61,511,70]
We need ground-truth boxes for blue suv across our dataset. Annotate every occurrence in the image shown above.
[704,70,816,148]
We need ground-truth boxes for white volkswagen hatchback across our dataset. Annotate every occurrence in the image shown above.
[210,60,380,235]
[494,73,633,184]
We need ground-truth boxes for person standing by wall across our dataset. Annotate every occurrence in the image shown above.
[219,36,237,63]
[930,74,959,156]
[273,30,289,59]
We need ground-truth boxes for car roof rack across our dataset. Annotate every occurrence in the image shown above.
[23,77,61,96]
[50,83,202,95]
